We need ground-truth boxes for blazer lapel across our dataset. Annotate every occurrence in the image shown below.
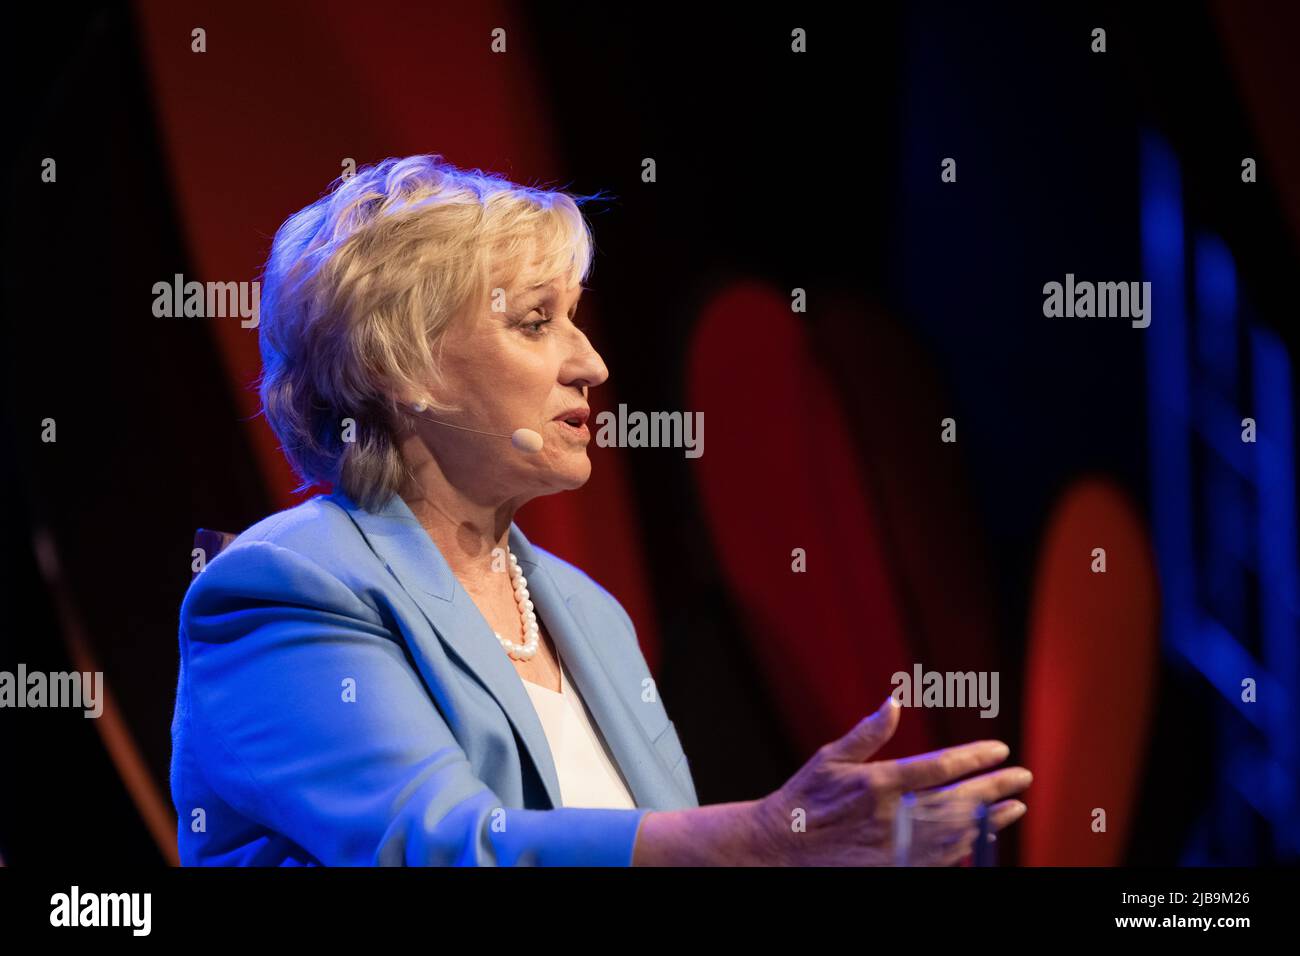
[333,489,674,810]
[333,491,564,809]
[507,523,673,809]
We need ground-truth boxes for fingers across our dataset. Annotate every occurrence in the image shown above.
[925,766,1033,807]
[987,798,1027,832]
[912,801,1027,866]
[824,695,902,763]
[883,739,1011,792]
[942,801,1026,865]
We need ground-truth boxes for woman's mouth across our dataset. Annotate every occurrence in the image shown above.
[553,418,590,439]
[552,408,591,440]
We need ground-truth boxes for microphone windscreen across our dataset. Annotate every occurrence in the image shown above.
[511,428,544,453]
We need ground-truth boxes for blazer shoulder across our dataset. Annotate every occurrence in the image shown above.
[196,494,368,573]
[183,495,381,622]
[223,493,356,552]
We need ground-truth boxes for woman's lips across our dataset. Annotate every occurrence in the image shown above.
[552,419,590,439]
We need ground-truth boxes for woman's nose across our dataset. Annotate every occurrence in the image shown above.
[569,330,609,388]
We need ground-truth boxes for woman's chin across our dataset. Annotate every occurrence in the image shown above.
[544,454,592,490]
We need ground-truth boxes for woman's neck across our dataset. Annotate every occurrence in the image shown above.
[394,457,524,596]
[403,492,516,590]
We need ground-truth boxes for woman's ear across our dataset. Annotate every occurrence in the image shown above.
[395,385,434,413]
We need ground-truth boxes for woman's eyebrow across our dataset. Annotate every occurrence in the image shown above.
[522,284,587,306]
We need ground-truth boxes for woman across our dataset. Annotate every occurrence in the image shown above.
[169,154,1032,865]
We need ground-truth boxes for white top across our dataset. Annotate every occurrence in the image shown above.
[520,654,637,809]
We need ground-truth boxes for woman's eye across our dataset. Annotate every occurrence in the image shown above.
[521,311,554,335]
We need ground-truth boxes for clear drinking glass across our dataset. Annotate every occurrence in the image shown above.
[892,792,996,866]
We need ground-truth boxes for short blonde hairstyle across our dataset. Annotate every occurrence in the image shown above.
[257,154,600,510]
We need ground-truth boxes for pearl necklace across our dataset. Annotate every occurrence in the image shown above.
[492,551,540,660]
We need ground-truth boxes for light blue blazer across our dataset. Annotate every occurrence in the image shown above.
[169,489,699,866]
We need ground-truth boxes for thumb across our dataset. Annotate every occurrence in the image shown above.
[826,694,902,762]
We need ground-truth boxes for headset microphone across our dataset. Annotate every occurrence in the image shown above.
[410,401,544,453]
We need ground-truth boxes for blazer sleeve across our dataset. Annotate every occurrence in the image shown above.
[179,538,651,866]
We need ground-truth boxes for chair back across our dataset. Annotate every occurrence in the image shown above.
[193,528,238,579]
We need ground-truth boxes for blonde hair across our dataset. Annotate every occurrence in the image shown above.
[257,154,600,510]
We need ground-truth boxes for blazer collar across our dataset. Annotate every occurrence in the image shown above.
[328,488,670,810]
